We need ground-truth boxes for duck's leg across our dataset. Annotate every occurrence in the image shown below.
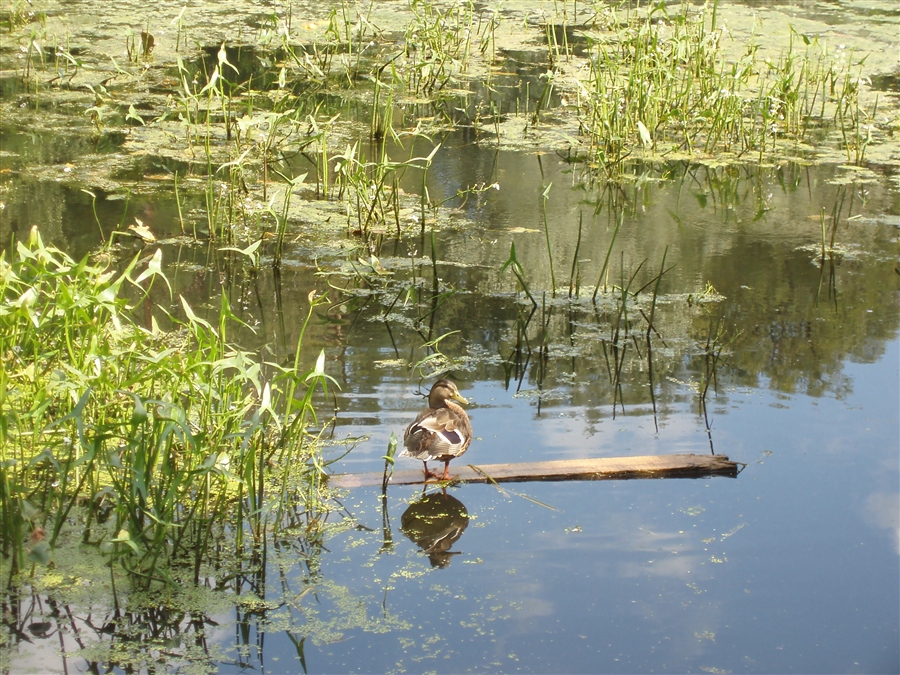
[422,461,441,480]
[440,460,453,481]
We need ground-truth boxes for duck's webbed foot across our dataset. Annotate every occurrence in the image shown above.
[422,462,443,481]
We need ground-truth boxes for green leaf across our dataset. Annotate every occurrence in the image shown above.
[46,387,92,451]
[123,391,148,425]
[126,104,145,126]
[27,541,52,565]
[637,120,652,148]
[135,248,173,298]
[383,431,398,463]
[180,295,217,335]
[112,529,141,553]
[218,238,262,266]
[217,42,239,74]
[304,349,341,388]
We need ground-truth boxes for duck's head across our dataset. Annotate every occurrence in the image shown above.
[428,379,468,408]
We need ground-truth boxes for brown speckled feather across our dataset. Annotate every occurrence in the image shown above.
[400,380,472,479]
[403,399,472,463]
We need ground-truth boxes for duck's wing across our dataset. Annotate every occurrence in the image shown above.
[402,405,471,459]
[416,407,468,443]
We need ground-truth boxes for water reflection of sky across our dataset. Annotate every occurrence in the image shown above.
[292,189,900,670]
[218,337,898,674]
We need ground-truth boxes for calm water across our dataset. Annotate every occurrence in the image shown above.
[207,142,897,673]
[2,1,899,672]
[4,108,899,675]
[273,353,898,674]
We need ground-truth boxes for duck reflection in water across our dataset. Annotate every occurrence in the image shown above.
[400,490,469,568]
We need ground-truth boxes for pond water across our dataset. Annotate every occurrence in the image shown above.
[1,0,899,673]
[205,147,898,675]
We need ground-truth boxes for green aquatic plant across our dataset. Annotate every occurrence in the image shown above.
[4,0,43,31]
[578,0,870,173]
[410,330,461,378]
[501,241,538,309]
[539,182,557,296]
[568,211,583,298]
[0,228,335,590]
[331,138,441,238]
[695,314,739,453]
[592,210,623,301]
[270,170,308,270]
[404,0,475,94]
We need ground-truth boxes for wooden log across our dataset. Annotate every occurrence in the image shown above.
[328,453,739,489]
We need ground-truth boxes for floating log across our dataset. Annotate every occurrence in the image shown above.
[328,453,740,489]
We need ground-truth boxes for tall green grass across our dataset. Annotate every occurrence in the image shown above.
[579,0,870,172]
[0,228,335,590]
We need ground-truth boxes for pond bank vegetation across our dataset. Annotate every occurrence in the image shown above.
[1,227,337,586]
[2,0,891,256]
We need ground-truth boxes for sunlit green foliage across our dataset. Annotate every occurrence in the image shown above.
[0,228,335,589]
[579,1,873,170]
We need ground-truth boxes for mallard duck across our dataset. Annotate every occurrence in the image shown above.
[401,379,472,481]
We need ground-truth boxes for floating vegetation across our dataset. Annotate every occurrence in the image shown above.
[575,2,880,172]
[2,0,889,261]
